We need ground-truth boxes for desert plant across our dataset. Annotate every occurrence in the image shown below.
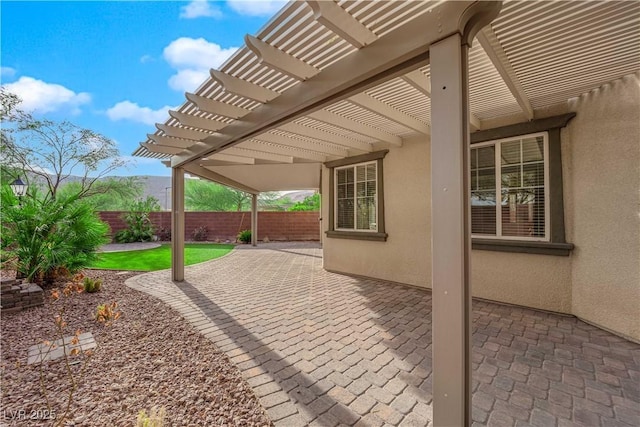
[0,187,109,283]
[237,229,251,244]
[114,197,159,243]
[191,226,208,241]
[39,274,119,426]
[83,277,102,293]
[136,407,166,427]
[156,226,171,241]
[96,302,121,326]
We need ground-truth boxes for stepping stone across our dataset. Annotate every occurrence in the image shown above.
[27,332,96,365]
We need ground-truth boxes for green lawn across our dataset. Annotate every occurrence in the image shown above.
[89,243,235,271]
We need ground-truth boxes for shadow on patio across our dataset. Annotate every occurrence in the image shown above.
[127,243,640,426]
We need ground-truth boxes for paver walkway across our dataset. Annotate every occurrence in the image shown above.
[127,242,640,427]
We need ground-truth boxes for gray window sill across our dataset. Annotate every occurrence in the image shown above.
[326,230,388,242]
[472,239,574,256]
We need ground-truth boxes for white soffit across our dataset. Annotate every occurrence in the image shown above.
[493,0,640,109]
[203,163,321,192]
[134,0,640,180]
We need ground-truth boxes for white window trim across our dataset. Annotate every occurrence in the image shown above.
[471,131,550,242]
[334,160,379,233]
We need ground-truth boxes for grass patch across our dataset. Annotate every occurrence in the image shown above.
[89,243,234,271]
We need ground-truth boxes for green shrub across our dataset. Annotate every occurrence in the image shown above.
[115,197,159,243]
[83,277,102,293]
[136,407,166,427]
[191,226,208,241]
[1,186,109,283]
[237,229,251,244]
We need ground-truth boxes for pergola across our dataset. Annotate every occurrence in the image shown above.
[133,1,640,424]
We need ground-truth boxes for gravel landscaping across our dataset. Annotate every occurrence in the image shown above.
[1,269,274,426]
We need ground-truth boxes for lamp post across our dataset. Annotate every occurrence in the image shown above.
[9,176,27,206]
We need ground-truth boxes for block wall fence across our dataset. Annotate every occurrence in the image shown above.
[98,211,320,242]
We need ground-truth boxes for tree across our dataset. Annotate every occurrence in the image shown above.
[185,179,250,211]
[57,177,144,211]
[185,178,289,212]
[289,193,320,211]
[1,90,126,202]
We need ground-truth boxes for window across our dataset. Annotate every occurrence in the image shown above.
[336,162,378,231]
[469,113,577,255]
[325,150,388,241]
[471,132,549,241]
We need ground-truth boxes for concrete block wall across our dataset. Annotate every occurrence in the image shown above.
[98,211,320,242]
[1,279,45,313]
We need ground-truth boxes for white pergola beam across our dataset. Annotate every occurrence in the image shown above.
[183,163,259,195]
[245,35,319,81]
[171,1,502,168]
[156,124,211,141]
[307,0,378,48]
[185,93,251,119]
[210,70,279,103]
[309,109,402,146]
[349,92,430,135]
[239,140,326,163]
[171,167,185,282]
[402,70,481,130]
[430,33,472,427]
[201,154,255,165]
[147,134,195,149]
[256,132,348,157]
[141,142,184,155]
[169,110,227,132]
[402,70,431,96]
[477,25,534,120]
[224,147,294,163]
[280,122,373,153]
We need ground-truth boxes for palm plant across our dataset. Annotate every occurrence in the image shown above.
[1,185,108,283]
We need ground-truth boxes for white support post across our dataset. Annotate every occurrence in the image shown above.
[429,33,472,426]
[171,167,185,282]
[251,193,258,247]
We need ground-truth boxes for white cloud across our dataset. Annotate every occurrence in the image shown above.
[1,66,16,78]
[227,0,287,17]
[140,54,154,64]
[180,0,223,19]
[2,76,91,114]
[163,37,238,92]
[106,101,174,126]
[168,69,211,93]
[163,37,237,70]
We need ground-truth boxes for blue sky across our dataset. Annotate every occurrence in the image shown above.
[1,0,286,176]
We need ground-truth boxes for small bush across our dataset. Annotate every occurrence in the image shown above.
[156,226,171,241]
[237,229,251,244]
[83,277,102,293]
[115,197,159,243]
[96,302,121,325]
[191,226,208,241]
[137,407,166,427]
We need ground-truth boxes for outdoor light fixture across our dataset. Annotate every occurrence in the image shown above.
[9,176,27,201]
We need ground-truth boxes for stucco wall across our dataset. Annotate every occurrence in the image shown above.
[322,136,432,288]
[321,135,573,312]
[564,73,640,341]
[321,73,639,341]
[471,252,571,313]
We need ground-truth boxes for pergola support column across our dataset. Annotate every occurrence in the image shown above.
[430,33,472,426]
[251,193,258,246]
[171,166,185,282]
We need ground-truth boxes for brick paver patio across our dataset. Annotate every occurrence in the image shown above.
[126,242,640,426]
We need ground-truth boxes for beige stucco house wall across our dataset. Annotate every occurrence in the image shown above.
[322,73,639,342]
[322,136,432,288]
[564,73,640,341]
